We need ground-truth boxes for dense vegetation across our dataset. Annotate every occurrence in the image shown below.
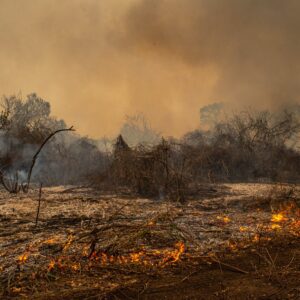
[0,93,299,198]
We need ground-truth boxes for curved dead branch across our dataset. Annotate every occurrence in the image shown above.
[24,126,75,192]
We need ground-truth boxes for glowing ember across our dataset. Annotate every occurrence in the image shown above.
[43,238,58,245]
[82,245,90,257]
[82,242,185,269]
[48,259,55,271]
[130,252,142,263]
[290,220,300,236]
[217,216,231,223]
[172,241,185,262]
[239,226,248,232]
[271,213,287,223]
[291,220,300,227]
[71,263,80,271]
[228,241,238,251]
[17,252,29,264]
[271,224,281,230]
[63,235,74,252]
[252,234,260,242]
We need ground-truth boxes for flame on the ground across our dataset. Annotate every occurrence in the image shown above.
[217,215,231,223]
[239,226,248,232]
[252,234,260,242]
[160,241,185,265]
[71,262,81,271]
[13,205,300,274]
[269,205,300,233]
[47,241,185,272]
[271,213,287,223]
[17,252,30,264]
[48,259,55,271]
[43,238,59,245]
[82,245,90,257]
[63,235,74,252]
[271,224,281,230]
[90,241,185,267]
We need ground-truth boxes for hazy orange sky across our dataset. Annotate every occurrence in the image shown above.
[0,0,299,138]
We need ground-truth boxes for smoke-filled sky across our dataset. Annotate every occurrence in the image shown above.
[0,0,299,138]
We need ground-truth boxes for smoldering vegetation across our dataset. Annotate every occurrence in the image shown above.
[0,93,299,200]
[0,93,107,187]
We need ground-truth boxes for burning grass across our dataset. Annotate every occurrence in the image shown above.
[0,183,299,299]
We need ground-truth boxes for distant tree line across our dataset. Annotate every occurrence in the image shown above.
[183,108,300,182]
[0,93,299,195]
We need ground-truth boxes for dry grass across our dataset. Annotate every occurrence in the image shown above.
[0,183,299,299]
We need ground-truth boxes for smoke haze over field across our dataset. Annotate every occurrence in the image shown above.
[0,0,299,137]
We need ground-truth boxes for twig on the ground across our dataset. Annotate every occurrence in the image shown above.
[210,257,249,274]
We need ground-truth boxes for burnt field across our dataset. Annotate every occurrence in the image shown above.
[0,95,300,299]
[2,1,300,299]
[0,183,299,299]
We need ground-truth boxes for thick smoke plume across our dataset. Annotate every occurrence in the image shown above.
[0,0,299,137]
[124,0,300,105]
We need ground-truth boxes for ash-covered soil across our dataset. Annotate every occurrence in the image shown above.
[0,183,299,299]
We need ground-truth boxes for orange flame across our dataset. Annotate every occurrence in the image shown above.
[71,263,80,271]
[48,259,55,271]
[43,238,58,245]
[160,241,185,265]
[271,224,281,230]
[17,252,29,264]
[271,213,287,223]
[63,235,74,252]
[88,241,185,268]
[217,215,231,223]
[252,234,260,243]
[239,226,248,232]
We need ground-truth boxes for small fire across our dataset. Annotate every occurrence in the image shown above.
[43,238,58,245]
[217,215,231,223]
[88,241,185,268]
[71,263,80,271]
[130,252,142,263]
[269,204,300,233]
[147,220,155,226]
[160,241,185,265]
[271,224,281,230]
[17,252,29,264]
[173,241,185,262]
[252,234,260,243]
[289,220,300,236]
[239,226,248,232]
[63,235,74,252]
[227,241,238,252]
[291,220,300,228]
[271,213,287,223]
[82,245,90,257]
[48,259,55,271]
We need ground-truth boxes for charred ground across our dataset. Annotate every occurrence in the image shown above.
[0,183,299,299]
